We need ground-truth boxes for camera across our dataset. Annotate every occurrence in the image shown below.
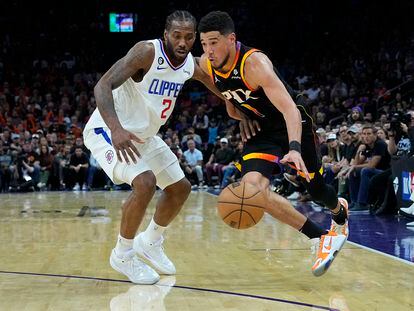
[390,112,411,136]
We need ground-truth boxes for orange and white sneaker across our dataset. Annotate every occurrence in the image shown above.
[311,230,347,277]
[330,198,349,238]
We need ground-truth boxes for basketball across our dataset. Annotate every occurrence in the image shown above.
[217,181,267,229]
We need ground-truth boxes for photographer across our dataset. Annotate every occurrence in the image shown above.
[369,111,414,215]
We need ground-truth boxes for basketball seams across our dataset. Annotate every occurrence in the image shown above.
[227,183,262,200]
[217,181,265,229]
[243,210,258,224]
[241,190,262,200]
[226,186,244,199]
[217,201,265,209]
[238,181,245,229]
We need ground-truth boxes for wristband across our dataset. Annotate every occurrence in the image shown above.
[289,140,301,153]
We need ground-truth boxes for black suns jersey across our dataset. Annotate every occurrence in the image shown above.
[207,41,301,132]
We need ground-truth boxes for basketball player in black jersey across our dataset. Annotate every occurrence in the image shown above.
[198,11,349,276]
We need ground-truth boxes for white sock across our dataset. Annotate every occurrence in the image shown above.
[142,218,167,243]
[114,234,134,258]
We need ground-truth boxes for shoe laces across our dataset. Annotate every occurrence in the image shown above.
[118,249,137,262]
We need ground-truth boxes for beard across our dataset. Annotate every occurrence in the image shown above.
[165,39,186,62]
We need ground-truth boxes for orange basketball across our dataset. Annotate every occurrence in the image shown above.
[217,181,267,229]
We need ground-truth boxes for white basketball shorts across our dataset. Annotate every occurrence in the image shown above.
[83,127,184,189]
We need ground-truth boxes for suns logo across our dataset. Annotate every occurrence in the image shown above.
[105,150,114,164]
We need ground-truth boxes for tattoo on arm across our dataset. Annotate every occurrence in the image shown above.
[94,41,154,130]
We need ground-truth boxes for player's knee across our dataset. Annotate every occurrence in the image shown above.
[165,178,191,200]
[242,172,269,192]
[131,171,156,194]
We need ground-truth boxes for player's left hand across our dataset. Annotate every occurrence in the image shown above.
[239,117,261,142]
[280,150,311,182]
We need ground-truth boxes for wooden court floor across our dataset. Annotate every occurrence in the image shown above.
[0,190,413,310]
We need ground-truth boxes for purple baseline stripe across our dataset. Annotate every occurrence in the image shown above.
[0,270,337,310]
[158,39,188,71]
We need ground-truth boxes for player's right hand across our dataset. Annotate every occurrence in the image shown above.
[111,127,144,164]
[239,117,261,142]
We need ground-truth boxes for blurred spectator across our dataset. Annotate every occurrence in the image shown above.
[369,111,414,215]
[347,125,390,210]
[205,137,235,187]
[69,146,89,190]
[221,141,243,189]
[37,144,54,189]
[323,133,346,186]
[192,106,209,142]
[183,139,205,188]
[181,127,202,150]
[348,106,364,125]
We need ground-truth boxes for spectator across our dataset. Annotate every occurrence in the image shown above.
[221,141,243,189]
[369,112,414,215]
[348,106,364,125]
[37,144,54,189]
[347,125,390,210]
[205,137,235,187]
[69,146,89,190]
[183,139,205,188]
[323,133,346,186]
[192,106,209,142]
[181,127,202,150]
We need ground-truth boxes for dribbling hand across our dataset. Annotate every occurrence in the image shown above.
[111,127,144,164]
[239,117,261,142]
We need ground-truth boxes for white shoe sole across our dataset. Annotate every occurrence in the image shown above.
[312,236,347,277]
[109,254,160,284]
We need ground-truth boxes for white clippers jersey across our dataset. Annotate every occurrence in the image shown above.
[84,39,194,138]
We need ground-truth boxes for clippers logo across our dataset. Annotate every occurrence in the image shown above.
[105,150,114,164]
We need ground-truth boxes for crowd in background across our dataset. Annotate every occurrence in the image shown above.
[1,1,414,217]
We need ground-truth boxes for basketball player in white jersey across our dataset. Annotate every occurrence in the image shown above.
[83,11,219,284]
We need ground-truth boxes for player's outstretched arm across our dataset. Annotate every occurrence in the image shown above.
[94,41,153,163]
[244,52,310,181]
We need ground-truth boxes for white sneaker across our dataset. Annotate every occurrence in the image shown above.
[134,233,176,275]
[311,231,347,277]
[109,249,160,284]
[72,183,80,191]
[330,198,349,238]
[287,191,300,200]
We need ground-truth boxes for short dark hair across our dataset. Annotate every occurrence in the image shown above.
[165,10,196,31]
[362,124,376,133]
[198,11,235,35]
